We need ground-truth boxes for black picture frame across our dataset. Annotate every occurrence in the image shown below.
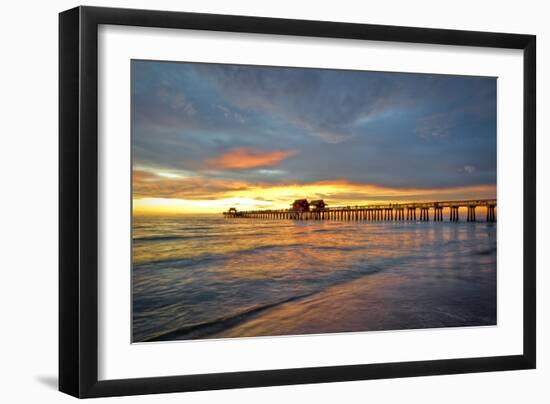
[59,6,536,398]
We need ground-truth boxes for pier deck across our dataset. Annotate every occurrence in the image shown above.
[223,199,497,222]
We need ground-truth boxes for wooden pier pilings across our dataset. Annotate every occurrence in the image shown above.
[223,199,497,223]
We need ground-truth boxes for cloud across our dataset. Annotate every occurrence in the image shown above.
[132,170,250,199]
[133,169,496,209]
[133,84,197,129]
[157,88,196,116]
[217,105,248,124]
[205,148,298,170]
[462,165,477,174]
[131,61,497,194]
[416,112,454,139]
[196,65,420,144]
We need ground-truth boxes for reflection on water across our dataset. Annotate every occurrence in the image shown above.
[132,215,496,342]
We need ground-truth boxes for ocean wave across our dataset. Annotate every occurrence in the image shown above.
[178,226,215,231]
[134,241,367,269]
[139,264,384,341]
[315,245,360,252]
[133,234,215,242]
[475,247,497,256]
[142,293,316,341]
[134,231,278,244]
[134,242,310,268]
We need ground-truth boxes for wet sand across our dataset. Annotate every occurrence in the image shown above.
[209,264,496,339]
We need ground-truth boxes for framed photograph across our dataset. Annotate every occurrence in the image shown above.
[59,6,536,398]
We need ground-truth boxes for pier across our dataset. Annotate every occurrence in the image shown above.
[223,199,497,222]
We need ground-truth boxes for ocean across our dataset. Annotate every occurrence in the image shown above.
[132,215,497,342]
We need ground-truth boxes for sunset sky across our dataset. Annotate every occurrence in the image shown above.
[132,60,496,215]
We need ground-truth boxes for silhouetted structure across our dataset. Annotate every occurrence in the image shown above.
[291,199,310,212]
[310,200,327,211]
[225,207,242,217]
[223,199,497,222]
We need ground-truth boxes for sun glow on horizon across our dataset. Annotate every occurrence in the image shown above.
[133,197,273,215]
[132,179,496,215]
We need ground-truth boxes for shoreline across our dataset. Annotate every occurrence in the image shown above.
[145,261,496,342]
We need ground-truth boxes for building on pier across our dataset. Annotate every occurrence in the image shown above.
[310,200,327,211]
[291,199,310,212]
[225,207,242,217]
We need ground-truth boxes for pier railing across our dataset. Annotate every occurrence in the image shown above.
[223,199,497,222]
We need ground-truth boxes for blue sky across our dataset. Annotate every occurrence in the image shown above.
[131,60,496,213]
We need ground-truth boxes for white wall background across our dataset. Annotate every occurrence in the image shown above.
[0,0,547,402]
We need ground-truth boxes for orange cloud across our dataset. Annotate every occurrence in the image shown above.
[206,147,297,170]
[132,169,496,215]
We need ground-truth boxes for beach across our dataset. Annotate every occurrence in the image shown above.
[132,215,496,342]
